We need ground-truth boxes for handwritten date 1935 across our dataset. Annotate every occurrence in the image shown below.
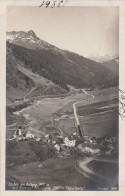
[39,0,69,8]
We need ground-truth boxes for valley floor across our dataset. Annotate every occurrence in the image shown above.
[6,86,119,190]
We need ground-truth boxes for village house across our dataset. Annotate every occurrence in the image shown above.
[25,131,34,139]
[52,140,56,144]
[64,137,76,147]
[54,144,61,152]
[84,136,93,143]
[77,143,100,154]
[73,132,77,136]
[35,137,41,142]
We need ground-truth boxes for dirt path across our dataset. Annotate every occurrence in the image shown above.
[23,87,37,99]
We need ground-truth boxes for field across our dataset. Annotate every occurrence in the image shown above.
[79,110,118,137]
[6,154,118,189]
[6,90,88,138]
[6,156,89,187]
[7,155,117,189]
[55,87,118,138]
[88,160,118,179]
[77,98,118,116]
[87,160,118,187]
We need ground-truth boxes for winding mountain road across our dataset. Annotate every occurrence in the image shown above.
[76,157,117,182]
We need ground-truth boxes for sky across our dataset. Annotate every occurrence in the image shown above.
[7,6,119,58]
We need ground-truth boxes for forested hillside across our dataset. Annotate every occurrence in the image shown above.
[7,42,119,91]
[102,57,119,73]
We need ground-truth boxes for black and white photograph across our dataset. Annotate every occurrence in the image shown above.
[5,5,119,191]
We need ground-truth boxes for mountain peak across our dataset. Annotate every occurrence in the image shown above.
[6,30,62,52]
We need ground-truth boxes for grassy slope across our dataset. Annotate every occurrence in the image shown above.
[6,155,89,187]
[6,48,35,103]
[17,64,67,98]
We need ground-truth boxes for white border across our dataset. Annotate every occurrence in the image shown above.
[0,0,125,195]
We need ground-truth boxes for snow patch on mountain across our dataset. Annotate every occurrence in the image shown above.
[6,30,68,58]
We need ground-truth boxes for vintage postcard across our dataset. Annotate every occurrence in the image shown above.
[0,0,125,195]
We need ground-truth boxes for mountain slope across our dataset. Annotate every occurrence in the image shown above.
[7,30,63,53]
[7,31,119,90]
[102,57,119,73]
[17,63,67,98]
[6,47,67,102]
[6,48,35,102]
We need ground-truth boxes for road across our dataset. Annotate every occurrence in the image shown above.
[73,89,94,128]
[73,102,80,126]
[76,157,117,182]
